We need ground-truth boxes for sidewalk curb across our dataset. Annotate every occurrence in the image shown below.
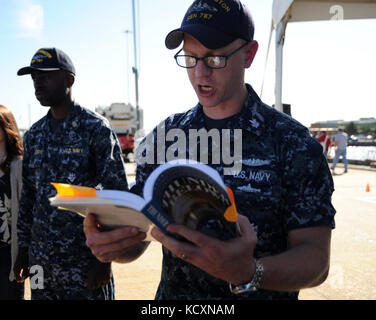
[332,163,376,172]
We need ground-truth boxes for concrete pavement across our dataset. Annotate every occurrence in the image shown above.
[300,167,376,299]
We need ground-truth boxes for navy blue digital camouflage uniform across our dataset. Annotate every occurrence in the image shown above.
[17,103,128,300]
[132,84,336,300]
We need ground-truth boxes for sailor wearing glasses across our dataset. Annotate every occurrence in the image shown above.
[84,0,336,300]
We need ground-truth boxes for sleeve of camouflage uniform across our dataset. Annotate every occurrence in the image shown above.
[17,131,35,248]
[90,122,129,191]
[131,115,185,196]
[281,128,336,231]
[130,124,160,196]
[131,162,155,197]
[125,128,159,260]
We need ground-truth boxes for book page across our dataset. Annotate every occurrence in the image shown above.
[50,193,155,241]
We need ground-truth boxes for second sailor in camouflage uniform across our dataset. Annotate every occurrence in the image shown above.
[15,48,128,299]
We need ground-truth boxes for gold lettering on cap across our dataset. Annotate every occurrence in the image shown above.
[187,13,198,21]
[37,49,53,58]
[200,12,213,19]
[214,0,231,12]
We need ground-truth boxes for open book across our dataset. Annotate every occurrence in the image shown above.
[49,160,239,241]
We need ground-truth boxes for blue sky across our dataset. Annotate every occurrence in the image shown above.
[1,0,375,131]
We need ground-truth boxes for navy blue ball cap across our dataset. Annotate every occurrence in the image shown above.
[17,47,76,76]
[165,0,255,50]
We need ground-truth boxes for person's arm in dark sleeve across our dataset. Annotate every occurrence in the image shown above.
[14,132,35,282]
[90,122,129,191]
[85,121,130,287]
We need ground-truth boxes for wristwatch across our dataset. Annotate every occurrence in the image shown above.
[229,259,264,294]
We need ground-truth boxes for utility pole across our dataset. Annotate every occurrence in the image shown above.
[132,0,140,130]
[124,29,132,103]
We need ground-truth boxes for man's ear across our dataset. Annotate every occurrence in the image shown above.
[67,73,75,88]
[244,41,258,68]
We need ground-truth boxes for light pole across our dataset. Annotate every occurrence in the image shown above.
[124,29,132,103]
[132,0,140,130]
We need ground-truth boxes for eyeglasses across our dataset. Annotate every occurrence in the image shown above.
[174,42,249,69]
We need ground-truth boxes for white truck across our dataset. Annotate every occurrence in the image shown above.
[96,103,143,159]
